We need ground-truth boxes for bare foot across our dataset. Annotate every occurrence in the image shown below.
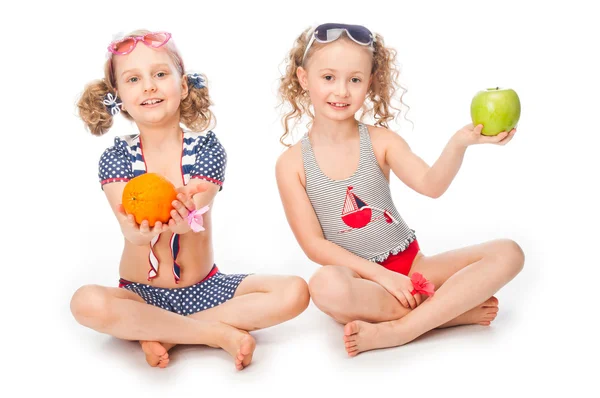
[140,341,170,368]
[440,296,499,328]
[343,320,400,357]
[343,297,500,357]
[219,328,256,370]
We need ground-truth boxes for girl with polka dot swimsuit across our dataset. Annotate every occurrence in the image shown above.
[70,30,309,370]
[275,23,524,356]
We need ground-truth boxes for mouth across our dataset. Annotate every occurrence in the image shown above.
[328,102,350,109]
[140,98,164,107]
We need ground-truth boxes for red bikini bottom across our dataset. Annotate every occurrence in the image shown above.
[377,240,420,276]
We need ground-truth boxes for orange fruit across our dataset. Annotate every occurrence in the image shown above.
[122,173,178,227]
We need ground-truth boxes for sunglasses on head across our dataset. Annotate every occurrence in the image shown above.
[107,32,172,55]
[302,23,374,64]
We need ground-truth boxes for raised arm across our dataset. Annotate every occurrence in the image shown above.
[377,124,513,198]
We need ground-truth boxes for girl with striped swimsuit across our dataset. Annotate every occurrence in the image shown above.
[275,23,524,356]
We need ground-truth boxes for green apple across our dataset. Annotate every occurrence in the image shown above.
[470,87,521,136]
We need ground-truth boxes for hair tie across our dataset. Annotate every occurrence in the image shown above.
[187,73,206,89]
[102,92,122,116]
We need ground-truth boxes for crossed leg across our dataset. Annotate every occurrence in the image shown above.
[307,239,524,356]
[142,275,309,367]
[342,239,524,355]
[71,275,310,369]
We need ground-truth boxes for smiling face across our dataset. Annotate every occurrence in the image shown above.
[297,37,373,122]
[112,44,187,128]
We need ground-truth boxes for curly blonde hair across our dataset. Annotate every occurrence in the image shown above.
[277,26,410,146]
[77,29,215,136]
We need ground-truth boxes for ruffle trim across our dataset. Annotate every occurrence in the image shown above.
[368,230,417,263]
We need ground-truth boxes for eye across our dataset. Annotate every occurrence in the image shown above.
[351,77,361,83]
[127,76,138,83]
[156,71,167,78]
[323,75,333,81]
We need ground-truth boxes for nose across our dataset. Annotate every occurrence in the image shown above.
[143,77,157,93]
[335,81,349,97]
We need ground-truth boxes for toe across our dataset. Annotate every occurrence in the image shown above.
[235,358,243,368]
[343,334,356,343]
[145,355,161,367]
[482,297,497,307]
[347,349,359,357]
[344,321,360,337]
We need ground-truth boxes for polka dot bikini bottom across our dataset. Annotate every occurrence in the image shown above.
[119,265,250,316]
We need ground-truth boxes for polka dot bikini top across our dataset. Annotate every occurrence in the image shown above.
[98,129,227,283]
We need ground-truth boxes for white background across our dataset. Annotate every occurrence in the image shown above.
[2,0,598,396]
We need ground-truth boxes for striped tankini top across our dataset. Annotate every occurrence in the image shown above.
[301,122,416,262]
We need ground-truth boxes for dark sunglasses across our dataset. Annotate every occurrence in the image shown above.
[302,23,374,63]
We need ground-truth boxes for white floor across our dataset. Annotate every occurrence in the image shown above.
[44,227,596,397]
[5,1,598,396]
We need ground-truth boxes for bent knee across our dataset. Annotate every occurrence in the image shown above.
[308,266,353,308]
[70,284,111,324]
[496,239,525,274]
[280,276,310,314]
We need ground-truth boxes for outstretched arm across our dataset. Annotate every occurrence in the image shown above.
[103,180,212,242]
[103,182,169,245]
[382,124,515,198]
